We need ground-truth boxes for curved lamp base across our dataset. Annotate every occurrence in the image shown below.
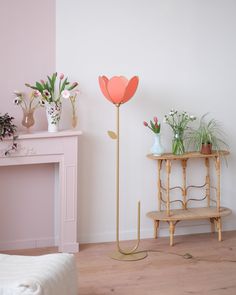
[110,251,148,261]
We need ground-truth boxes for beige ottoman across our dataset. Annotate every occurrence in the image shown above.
[0,253,77,295]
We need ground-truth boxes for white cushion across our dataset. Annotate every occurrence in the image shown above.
[0,253,77,295]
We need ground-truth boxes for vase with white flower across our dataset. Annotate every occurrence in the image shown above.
[164,109,196,155]
[143,116,164,156]
[13,90,42,130]
[25,72,78,132]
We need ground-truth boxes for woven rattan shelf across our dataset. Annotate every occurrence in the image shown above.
[146,151,231,246]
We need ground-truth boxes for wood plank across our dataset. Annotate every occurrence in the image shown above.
[3,231,236,295]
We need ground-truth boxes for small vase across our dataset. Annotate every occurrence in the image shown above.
[150,133,164,156]
[21,108,35,130]
[172,131,185,155]
[71,104,78,129]
[71,113,78,129]
[45,101,62,132]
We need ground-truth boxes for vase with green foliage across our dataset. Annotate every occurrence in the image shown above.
[186,113,228,154]
[164,109,196,155]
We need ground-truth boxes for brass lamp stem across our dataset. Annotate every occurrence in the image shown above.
[116,105,120,248]
[113,105,146,259]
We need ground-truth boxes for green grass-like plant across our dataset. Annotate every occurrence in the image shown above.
[0,113,18,155]
[187,113,228,152]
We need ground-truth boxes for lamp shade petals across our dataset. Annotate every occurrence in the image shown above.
[107,76,128,104]
[98,76,113,102]
[122,76,139,103]
[98,75,139,105]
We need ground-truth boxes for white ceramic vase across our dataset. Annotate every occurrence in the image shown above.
[150,133,164,156]
[45,101,62,132]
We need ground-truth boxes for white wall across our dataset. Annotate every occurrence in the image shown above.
[57,0,236,243]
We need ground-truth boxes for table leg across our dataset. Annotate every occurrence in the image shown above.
[215,156,221,212]
[205,158,210,207]
[166,160,171,216]
[169,221,175,246]
[210,218,215,233]
[154,220,160,239]
[216,217,222,241]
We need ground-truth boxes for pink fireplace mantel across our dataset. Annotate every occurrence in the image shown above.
[0,130,82,253]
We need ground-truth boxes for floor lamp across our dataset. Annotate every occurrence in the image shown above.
[98,75,148,261]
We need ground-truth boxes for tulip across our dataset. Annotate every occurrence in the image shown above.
[61,89,70,99]
[40,80,45,85]
[33,90,41,97]
[154,117,158,124]
[59,73,64,80]
[72,82,78,87]
[143,121,148,127]
[98,75,139,105]
[68,82,78,91]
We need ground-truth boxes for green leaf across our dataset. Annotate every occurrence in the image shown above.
[44,82,50,91]
[36,82,44,92]
[107,130,117,139]
[60,77,68,92]
[150,120,155,130]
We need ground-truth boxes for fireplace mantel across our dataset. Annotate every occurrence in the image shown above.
[0,130,82,253]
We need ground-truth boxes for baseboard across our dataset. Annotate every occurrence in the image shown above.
[79,221,236,244]
[59,242,79,253]
[0,237,57,251]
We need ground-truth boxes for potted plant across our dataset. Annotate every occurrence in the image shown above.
[0,113,18,155]
[187,113,228,154]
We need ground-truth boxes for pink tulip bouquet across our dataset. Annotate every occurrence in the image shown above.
[25,72,78,104]
[25,73,79,132]
[143,117,161,134]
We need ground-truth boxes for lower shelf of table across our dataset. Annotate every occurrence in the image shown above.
[146,207,231,221]
[146,207,232,246]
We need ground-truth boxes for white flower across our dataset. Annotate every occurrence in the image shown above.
[13,91,22,97]
[39,99,45,106]
[13,97,22,105]
[61,90,71,99]
[43,90,51,99]
[190,115,196,121]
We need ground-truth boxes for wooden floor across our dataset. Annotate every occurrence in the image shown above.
[3,231,236,295]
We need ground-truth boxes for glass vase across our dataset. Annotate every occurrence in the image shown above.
[172,131,185,155]
[21,108,35,131]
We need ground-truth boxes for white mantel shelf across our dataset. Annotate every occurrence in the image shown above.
[18,129,82,140]
[0,130,82,253]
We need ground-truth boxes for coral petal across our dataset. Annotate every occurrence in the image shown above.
[107,76,128,104]
[98,76,112,102]
[122,76,139,103]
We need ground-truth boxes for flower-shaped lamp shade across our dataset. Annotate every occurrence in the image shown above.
[98,76,139,105]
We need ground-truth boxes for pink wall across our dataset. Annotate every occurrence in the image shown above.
[0,0,56,249]
[0,0,55,130]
